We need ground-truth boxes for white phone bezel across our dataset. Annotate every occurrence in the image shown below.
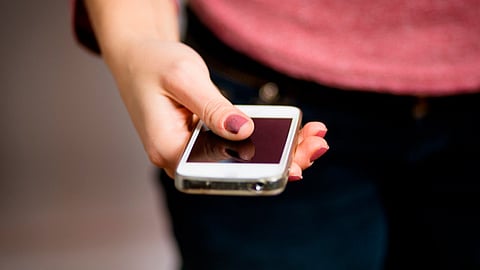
[174,105,302,195]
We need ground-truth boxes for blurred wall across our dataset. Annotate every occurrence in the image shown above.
[0,2,178,269]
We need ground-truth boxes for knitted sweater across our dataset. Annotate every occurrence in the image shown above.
[73,0,480,96]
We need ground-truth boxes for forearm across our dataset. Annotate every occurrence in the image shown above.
[84,0,180,68]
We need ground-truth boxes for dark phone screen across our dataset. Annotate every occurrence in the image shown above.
[187,118,292,163]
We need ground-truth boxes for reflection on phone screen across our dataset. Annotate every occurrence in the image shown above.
[187,118,292,164]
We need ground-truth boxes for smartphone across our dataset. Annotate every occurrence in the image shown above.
[175,105,302,196]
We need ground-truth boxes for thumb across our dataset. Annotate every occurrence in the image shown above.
[163,55,254,140]
[199,95,255,141]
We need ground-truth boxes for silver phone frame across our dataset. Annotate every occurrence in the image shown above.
[174,105,302,196]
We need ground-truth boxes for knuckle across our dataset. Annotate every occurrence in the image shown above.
[161,45,207,93]
[162,59,196,91]
[202,97,229,128]
[295,155,311,170]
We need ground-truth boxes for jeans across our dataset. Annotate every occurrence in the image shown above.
[159,69,480,269]
[158,8,480,269]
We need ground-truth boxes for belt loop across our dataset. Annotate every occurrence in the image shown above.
[412,97,428,120]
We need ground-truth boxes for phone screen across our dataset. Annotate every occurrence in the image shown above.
[187,118,292,164]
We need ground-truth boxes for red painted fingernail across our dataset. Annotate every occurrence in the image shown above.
[310,146,329,162]
[289,175,303,181]
[315,129,327,137]
[224,115,248,134]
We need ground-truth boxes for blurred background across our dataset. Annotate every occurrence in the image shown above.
[0,1,179,269]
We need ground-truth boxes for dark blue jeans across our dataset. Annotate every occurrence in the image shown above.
[159,71,480,270]
[159,8,480,269]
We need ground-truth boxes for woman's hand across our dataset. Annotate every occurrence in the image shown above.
[84,0,328,179]
[289,121,329,181]
[111,40,256,177]
[109,39,329,178]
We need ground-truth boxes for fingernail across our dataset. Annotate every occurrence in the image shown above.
[315,129,327,137]
[224,115,248,134]
[289,175,303,181]
[310,146,329,162]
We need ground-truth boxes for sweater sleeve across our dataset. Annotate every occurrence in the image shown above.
[71,0,101,55]
[71,0,182,56]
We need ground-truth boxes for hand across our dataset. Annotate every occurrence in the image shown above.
[107,40,254,177]
[84,0,329,180]
[107,39,328,178]
[289,121,329,181]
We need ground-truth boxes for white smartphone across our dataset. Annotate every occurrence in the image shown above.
[175,105,302,196]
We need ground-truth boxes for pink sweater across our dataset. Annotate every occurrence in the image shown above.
[73,0,480,96]
[189,0,480,96]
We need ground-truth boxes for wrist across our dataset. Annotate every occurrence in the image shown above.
[84,0,180,65]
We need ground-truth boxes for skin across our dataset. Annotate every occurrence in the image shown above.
[84,0,329,179]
